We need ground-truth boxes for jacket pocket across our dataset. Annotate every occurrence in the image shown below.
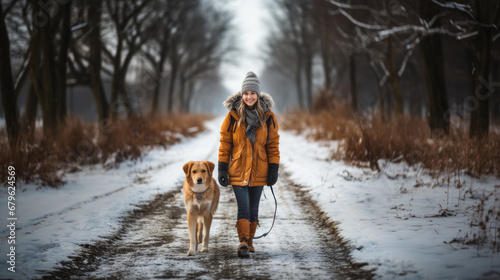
[229,150,243,177]
[255,149,268,178]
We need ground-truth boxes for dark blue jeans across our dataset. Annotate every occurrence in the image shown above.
[232,186,264,222]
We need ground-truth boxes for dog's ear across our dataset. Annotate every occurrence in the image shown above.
[203,161,215,177]
[183,161,194,178]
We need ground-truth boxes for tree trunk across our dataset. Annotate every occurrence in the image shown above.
[150,56,165,115]
[179,74,185,112]
[378,85,386,122]
[185,80,195,113]
[56,0,71,122]
[28,5,43,124]
[387,35,403,116]
[29,0,57,138]
[321,42,332,90]
[319,14,332,91]
[120,50,138,117]
[40,12,57,137]
[88,0,109,122]
[350,55,358,112]
[304,52,313,110]
[22,83,38,141]
[118,76,132,117]
[420,0,450,135]
[492,60,500,119]
[469,0,496,138]
[167,60,178,114]
[294,53,305,110]
[150,71,162,115]
[420,36,450,135]
[368,60,386,122]
[0,2,20,148]
[150,30,170,115]
[110,39,123,119]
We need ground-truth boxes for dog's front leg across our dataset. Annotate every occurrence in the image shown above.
[186,213,198,256]
[200,214,213,252]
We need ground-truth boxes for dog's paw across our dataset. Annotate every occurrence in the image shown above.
[186,249,196,256]
[200,247,208,253]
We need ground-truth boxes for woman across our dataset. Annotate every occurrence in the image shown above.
[218,71,280,258]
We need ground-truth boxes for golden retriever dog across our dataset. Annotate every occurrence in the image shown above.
[182,160,220,256]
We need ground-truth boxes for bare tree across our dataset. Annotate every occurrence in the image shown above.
[87,0,110,122]
[103,0,156,118]
[136,0,233,114]
[469,0,499,138]
[419,0,450,135]
[269,0,317,110]
[161,0,208,114]
[327,0,411,115]
[2,0,39,139]
[264,32,297,86]
[28,0,72,138]
[142,0,188,115]
[177,4,233,112]
[0,0,20,148]
[312,0,336,91]
[385,2,403,116]
[326,0,489,125]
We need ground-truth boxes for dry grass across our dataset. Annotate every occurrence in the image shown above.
[0,114,210,188]
[281,91,500,178]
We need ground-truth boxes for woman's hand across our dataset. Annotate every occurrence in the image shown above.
[267,164,279,186]
[218,162,229,187]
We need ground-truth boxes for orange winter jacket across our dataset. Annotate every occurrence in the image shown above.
[218,92,280,187]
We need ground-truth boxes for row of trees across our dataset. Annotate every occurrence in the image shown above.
[265,0,499,138]
[0,0,232,147]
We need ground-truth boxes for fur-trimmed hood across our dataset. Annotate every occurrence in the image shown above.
[223,92,275,111]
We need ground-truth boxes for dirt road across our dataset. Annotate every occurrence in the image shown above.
[39,167,373,280]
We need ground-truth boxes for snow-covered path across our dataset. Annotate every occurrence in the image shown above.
[78,171,367,279]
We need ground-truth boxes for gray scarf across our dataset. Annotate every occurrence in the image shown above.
[245,108,261,143]
[234,98,269,143]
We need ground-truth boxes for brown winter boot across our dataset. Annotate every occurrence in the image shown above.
[236,219,250,258]
[248,221,258,253]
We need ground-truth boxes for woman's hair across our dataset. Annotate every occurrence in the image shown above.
[237,95,266,126]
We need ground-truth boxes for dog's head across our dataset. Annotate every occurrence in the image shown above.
[183,160,215,185]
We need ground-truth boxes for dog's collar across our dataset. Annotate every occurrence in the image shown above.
[190,188,207,201]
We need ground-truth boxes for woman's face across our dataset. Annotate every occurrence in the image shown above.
[242,91,258,107]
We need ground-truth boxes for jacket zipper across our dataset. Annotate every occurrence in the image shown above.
[249,141,254,186]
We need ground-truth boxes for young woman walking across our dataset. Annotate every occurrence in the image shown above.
[218,71,280,258]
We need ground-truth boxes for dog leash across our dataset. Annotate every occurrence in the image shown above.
[253,185,277,239]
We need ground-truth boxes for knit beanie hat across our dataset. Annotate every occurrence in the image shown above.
[241,71,260,96]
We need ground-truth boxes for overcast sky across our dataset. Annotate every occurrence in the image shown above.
[218,0,271,93]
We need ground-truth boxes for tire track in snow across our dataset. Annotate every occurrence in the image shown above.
[23,185,132,231]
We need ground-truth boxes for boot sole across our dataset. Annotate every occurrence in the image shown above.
[238,244,249,258]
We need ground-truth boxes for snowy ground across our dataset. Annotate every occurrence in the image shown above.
[280,130,500,279]
[1,116,499,279]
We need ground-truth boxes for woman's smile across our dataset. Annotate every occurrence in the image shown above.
[243,91,258,107]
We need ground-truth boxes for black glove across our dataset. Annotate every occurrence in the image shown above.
[218,162,229,187]
[267,163,279,186]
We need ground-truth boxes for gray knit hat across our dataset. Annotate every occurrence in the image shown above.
[241,71,260,96]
